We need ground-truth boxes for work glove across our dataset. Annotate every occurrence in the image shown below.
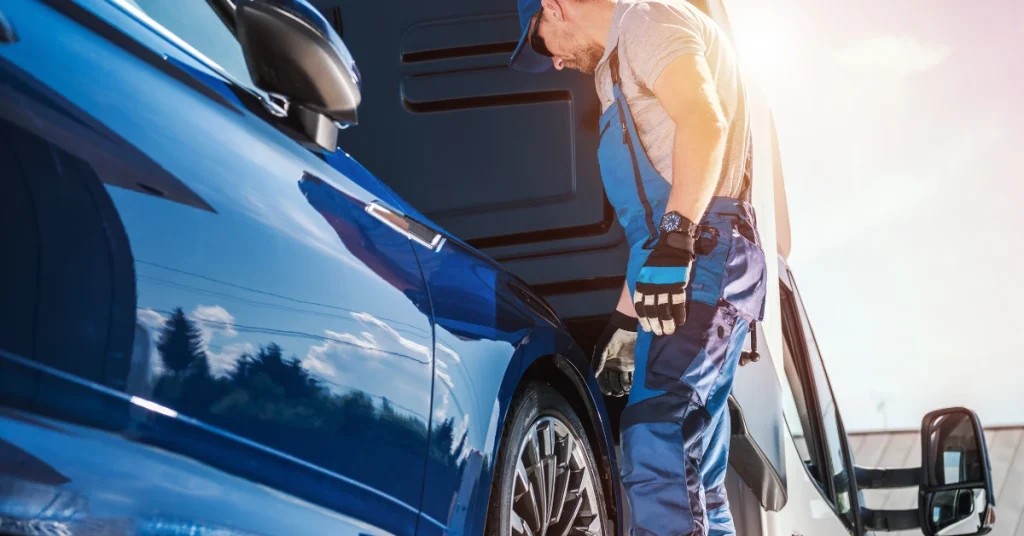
[634,232,696,336]
[592,311,638,397]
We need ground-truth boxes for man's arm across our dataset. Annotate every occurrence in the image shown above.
[611,58,723,322]
[653,54,728,224]
[616,281,636,316]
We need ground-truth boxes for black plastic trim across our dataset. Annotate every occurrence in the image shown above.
[855,465,921,489]
[531,276,624,297]
[402,42,517,63]
[861,508,921,532]
[402,89,570,114]
[467,199,617,250]
[727,394,788,511]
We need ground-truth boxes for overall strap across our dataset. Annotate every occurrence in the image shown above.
[609,47,658,249]
[738,128,754,204]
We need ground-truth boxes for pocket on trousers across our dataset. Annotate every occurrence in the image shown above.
[645,302,739,404]
[688,226,730,307]
[721,219,768,322]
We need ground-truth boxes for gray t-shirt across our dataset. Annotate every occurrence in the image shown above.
[595,0,749,198]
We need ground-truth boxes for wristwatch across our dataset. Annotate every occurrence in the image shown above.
[660,211,698,236]
[659,211,698,254]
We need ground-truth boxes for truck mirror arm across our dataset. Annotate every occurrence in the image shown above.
[855,465,921,489]
[860,508,921,532]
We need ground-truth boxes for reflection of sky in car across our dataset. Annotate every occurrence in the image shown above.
[109,174,433,418]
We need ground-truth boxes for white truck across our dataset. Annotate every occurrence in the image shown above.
[328,0,998,534]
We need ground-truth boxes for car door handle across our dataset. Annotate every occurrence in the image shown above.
[366,201,446,252]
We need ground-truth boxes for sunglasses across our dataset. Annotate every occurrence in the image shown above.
[529,11,554,58]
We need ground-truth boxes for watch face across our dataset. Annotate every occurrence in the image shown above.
[661,212,682,232]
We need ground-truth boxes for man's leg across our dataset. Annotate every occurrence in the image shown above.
[618,316,715,535]
[619,390,711,536]
[620,306,749,536]
[698,404,733,536]
[700,312,749,536]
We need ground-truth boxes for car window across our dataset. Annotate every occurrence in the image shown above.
[786,275,858,530]
[779,285,828,491]
[779,329,815,474]
[117,0,255,87]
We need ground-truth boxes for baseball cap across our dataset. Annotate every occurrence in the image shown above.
[509,0,553,73]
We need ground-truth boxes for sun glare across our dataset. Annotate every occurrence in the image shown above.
[728,7,799,94]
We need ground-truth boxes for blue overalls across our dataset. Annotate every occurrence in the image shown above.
[597,49,767,536]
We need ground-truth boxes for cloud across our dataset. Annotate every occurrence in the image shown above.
[207,342,254,377]
[301,313,433,413]
[190,305,238,348]
[302,354,339,379]
[184,305,250,376]
[350,312,430,362]
[836,35,951,76]
[137,308,167,333]
[303,329,351,379]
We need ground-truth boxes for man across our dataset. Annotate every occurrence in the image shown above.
[509,0,768,534]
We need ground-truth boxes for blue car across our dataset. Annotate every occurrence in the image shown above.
[0,1,619,534]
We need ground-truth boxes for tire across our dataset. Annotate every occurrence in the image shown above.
[486,381,610,536]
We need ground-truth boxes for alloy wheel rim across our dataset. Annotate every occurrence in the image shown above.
[509,416,602,536]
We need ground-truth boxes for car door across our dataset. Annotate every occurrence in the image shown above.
[0,1,433,533]
[774,267,863,536]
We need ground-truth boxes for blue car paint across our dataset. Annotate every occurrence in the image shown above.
[0,1,619,534]
[412,233,620,534]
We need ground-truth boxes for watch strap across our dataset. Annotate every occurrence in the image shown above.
[662,232,696,255]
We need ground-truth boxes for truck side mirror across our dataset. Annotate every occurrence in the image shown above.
[234,0,362,149]
[919,408,995,536]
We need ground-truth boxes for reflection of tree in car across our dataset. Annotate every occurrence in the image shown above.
[147,309,468,483]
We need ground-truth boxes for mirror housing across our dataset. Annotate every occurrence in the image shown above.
[235,0,361,147]
[919,407,995,536]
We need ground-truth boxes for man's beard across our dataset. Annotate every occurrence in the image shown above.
[567,43,603,74]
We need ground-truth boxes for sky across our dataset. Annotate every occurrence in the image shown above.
[726,0,1024,431]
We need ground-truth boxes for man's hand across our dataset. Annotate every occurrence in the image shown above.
[593,311,638,397]
[634,233,695,335]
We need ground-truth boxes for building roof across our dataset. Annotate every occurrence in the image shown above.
[851,428,1024,535]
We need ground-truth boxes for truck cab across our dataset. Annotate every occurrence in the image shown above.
[314,0,997,534]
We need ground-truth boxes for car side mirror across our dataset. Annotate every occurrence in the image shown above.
[234,0,361,149]
[919,408,995,536]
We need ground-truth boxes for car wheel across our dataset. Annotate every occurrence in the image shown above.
[487,381,609,536]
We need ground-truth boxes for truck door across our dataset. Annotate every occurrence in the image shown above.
[774,269,863,535]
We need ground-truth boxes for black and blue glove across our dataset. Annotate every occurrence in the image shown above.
[634,229,696,335]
